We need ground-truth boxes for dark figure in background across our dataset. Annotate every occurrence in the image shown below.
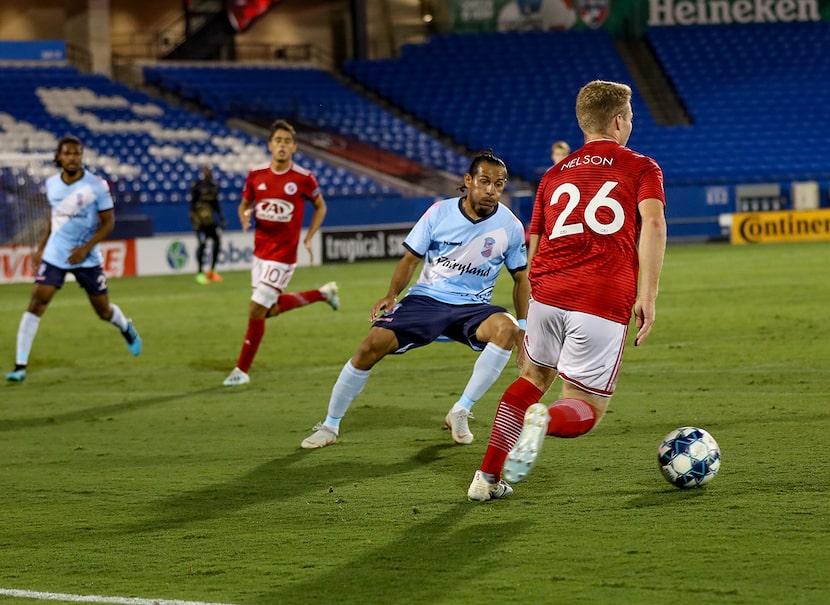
[190,165,226,284]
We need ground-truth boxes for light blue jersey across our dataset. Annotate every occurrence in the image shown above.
[404,197,527,305]
[42,170,114,269]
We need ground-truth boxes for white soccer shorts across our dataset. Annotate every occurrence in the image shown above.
[250,256,296,308]
[523,298,627,397]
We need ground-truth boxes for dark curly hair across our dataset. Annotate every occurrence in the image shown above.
[54,135,83,168]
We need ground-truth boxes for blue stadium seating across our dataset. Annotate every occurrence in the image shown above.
[142,64,471,176]
[0,64,398,212]
[646,21,830,185]
[343,24,830,189]
[343,29,652,183]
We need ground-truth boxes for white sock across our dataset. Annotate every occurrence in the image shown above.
[108,303,128,331]
[15,311,41,366]
[453,343,512,412]
[324,360,371,431]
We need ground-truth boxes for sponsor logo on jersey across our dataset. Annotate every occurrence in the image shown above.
[435,256,491,277]
[256,198,295,222]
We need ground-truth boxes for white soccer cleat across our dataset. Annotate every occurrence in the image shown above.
[223,367,250,387]
[467,470,513,502]
[301,423,338,449]
[319,281,340,311]
[503,403,550,483]
[445,409,474,444]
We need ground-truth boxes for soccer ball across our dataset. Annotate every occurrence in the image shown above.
[658,426,721,488]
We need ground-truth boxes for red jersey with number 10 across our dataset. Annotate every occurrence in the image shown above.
[242,162,321,264]
[529,139,665,324]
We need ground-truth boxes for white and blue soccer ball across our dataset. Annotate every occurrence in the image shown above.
[658,426,721,488]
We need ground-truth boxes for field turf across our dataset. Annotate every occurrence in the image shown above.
[1,241,828,605]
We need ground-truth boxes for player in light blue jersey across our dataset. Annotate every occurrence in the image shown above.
[6,136,142,383]
[302,150,530,449]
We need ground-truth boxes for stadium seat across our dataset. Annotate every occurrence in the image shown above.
[0,64,398,210]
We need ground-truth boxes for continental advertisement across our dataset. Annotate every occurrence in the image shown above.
[730,209,830,244]
[449,0,830,36]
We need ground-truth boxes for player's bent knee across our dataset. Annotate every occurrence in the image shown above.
[251,283,280,309]
[495,316,521,348]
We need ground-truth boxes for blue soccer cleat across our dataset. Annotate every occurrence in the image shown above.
[122,320,142,356]
[5,367,27,382]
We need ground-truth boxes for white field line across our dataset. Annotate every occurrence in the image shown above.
[0,587,242,605]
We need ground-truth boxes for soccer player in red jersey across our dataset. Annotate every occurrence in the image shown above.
[468,80,667,501]
[223,120,339,386]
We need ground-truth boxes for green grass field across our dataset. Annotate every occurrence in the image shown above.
[1,241,829,605]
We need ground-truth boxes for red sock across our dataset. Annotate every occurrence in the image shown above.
[275,289,325,314]
[480,377,544,479]
[236,318,265,373]
[547,398,597,437]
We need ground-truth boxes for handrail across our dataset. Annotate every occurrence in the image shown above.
[65,43,93,72]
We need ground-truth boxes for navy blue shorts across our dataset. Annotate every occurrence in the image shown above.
[372,294,507,353]
[35,261,109,296]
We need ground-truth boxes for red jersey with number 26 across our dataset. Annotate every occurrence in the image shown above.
[242,162,321,264]
[529,139,665,325]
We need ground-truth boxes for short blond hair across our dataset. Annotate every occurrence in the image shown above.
[575,80,632,134]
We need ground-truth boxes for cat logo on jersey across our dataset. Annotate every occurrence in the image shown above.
[256,198,295,223]
[284,182,298,196]
[481,237,495,258]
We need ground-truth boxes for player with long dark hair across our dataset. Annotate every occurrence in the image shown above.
[301,150,530,450]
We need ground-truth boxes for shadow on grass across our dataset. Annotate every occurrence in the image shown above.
[0,387,225,432]
[258,502,530,605]
[130,442,464,531]
[626,488,711,508]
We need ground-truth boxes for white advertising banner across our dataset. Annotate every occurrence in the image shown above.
[135,229,318,276]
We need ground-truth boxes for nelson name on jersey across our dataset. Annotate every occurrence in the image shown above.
[560,154,614,169]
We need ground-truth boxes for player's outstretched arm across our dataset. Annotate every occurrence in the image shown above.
[510,268,531,366]
[634,198,666,346]
[370,251,421,321]
[303,194,328,265]
[238,197,254,231]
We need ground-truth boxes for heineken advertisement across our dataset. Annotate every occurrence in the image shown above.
[449,0,830,36]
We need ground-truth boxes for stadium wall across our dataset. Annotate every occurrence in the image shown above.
[126,195,436,235]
